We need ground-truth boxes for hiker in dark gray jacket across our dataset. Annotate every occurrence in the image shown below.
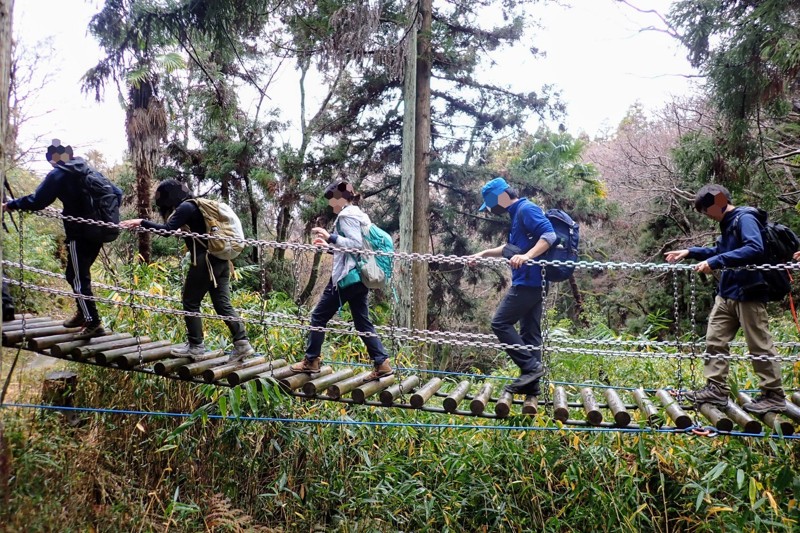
[2,139,121,339]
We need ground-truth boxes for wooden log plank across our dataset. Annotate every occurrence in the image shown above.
[327,373,368,400]
[604,388,631,427]
[176,354,232,379]
[469,383,493,416]
[117,344,183,369]
[410,378,442,409]
[791,392,800,407]
[50,333,132,357]
[494,391,513,418]
[443,380,471,413]
[3,318,59,331]
[581,388,603,426]
[721,401,762,434]
[553,387,569,423]
[201,356,269,383]
[280,366,333,391]
[632,388,660,427]
[379,375,420,406]
[304,369,357,396]
[95,341,173,365]
[73,337,150,361]
[352,375,396,404]
[781,399,800,425]
[698,403,734,432]
[522,395,538,415]
[4,325,81,345]
[227,360,288,386]
[154,350,224,376]
[655,389,692,429]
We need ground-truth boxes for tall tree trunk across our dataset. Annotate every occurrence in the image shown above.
[126,80,166,263]
[275,203,291,262]
[0,0,14,485]
[242,172,259,263]
[397,15,416,332]
[296,252,323,305]
[412,0,432,364]
[568,275,587,327]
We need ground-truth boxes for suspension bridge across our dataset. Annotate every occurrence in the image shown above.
[2,209,800,439]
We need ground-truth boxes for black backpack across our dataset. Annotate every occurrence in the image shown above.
[734,208,799,301]
[513,204,580,283]
[542,209,580,282]
[73,168,121,243]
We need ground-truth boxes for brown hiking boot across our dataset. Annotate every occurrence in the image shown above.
[684,381,729,407]
[290,358,322,374]
[361,360,394,383]
[63,311,86,328]
[73,321,106,340]
[743,390,787,415]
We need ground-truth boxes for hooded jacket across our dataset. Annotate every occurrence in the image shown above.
[687,206,768,302]
[327,205,371,287]
[7,158,123,241]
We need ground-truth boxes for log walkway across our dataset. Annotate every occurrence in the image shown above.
[3,317,799,435]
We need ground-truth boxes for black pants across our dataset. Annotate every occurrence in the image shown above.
[66,239,103,323]
[491,285,544,374]
[2,280,15,320]
[304,280,388,364]
[183,251,247,345]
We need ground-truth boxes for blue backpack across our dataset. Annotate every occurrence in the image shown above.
[542,209,579,282]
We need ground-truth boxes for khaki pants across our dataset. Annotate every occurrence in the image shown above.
[704,296,782,393]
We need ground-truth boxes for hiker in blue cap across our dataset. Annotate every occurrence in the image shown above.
[469,177,557,395]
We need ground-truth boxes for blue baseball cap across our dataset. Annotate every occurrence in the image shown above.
[479,177,510,212]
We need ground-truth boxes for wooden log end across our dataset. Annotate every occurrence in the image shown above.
[442,398,457,413]
[469,399,485,416]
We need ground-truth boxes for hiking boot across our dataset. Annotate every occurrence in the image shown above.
[361,360,394,383]
[170,342,207,360]
[73,321,106,340]
[227,340,255,363]
[504,367,545,394]
[743,390,787,415]
[505,379,541,397]
[290,357,322,374]
[684,382,729,407]
[63,311,86,328]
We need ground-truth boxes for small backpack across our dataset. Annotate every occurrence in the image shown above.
[188,198,246,260]
[359,223,394,290]
[337,216,395,291]
[734,208,799,301]
[77,168,121,243]
[542,209,580,282]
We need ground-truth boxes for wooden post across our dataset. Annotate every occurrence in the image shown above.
[580,387,603,426]
[604,388,631,427]
[380,375,420,406]
[42,371,80,426]
[655,389,692,429]
[553,386,569,422]
[410,377,442,408]
[632,388,660,427]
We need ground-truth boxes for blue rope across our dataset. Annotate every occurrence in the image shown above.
[3,402,798,440]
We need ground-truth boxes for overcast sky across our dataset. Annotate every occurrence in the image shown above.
[13,0,698,174]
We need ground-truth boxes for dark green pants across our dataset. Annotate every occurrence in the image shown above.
[182,251,247,345]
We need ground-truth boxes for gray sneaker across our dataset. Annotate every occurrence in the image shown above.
[171,342,207,360]
[684,382,729,406]
[743,390,787,415]
[228,340,255,363]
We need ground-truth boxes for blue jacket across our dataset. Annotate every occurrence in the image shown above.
[688,206,768,302]
[507,198,556,287]
[7,158,123,241]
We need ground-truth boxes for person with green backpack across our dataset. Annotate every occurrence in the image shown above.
[290,180,393,383]
[120,179,255,362]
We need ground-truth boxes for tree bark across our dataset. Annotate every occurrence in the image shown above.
[412,0,432,364]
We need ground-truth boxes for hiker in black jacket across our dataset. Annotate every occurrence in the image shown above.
[120,179,255,362]
[2,139,121,339]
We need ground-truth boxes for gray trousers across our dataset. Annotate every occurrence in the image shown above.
[704,296,782,393]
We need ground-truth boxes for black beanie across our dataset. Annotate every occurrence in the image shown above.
[154,179,192,219]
